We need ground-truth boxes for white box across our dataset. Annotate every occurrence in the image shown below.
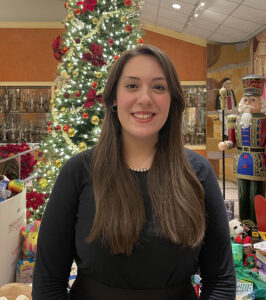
[0,189,26,286]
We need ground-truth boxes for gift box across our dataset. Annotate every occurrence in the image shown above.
[16,258,35,283]
[232,241,243,267]
[0,189,26,285]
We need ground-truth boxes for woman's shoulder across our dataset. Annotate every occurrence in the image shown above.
[184,147,213,183]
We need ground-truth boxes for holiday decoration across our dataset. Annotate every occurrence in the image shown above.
[218,75,266,224]
[0,143,37,180]
[27,0,143,222]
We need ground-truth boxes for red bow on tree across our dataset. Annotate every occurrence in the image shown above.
[83,89,102,109]
[77,0,97,14]
[82,43,106,66]
[52,36,68,61]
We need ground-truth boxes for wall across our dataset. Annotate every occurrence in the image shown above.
[0,28,64,81]
[143,30,206,81]
[0,27,206,82]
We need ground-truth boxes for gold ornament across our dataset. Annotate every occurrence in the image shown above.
[68,63,73,69]
[47,170,53,178]
[92,17,98,24]
[68,128,76,137]
[91,115,100,125]
[96,72,102,79]
[39,178,48,188]
[72,70,79,77]
[121,15,127,23]
[67,12,74,21]
[36,161,41,167]
[50,99,54,104]
[61,71,69,78]
[60,107,67,113]
[54,159,62,167]
[78,142,87,151]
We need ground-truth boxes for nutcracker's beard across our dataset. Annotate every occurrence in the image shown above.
[240,112,252,129]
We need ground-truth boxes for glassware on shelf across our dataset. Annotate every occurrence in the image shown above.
[0,85,52,143]
[182,85,206,145]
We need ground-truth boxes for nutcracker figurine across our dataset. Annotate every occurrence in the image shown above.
[218,75,266,224]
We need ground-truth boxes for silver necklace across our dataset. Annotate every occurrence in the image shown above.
[129,166,150,172]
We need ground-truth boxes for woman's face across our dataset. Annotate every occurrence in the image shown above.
[115,55,171,144]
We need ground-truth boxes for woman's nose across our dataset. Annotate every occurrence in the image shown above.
[137,89,152,105]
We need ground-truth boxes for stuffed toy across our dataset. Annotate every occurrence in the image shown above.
[20,220,41,258]
[0,283,32,300]
[229,219,253,245]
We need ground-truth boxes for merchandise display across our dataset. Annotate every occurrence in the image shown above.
[0,85,52,144]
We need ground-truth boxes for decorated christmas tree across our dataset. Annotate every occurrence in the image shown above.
[27,0,144,222]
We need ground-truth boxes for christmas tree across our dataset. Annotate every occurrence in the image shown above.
[27,0,144,222]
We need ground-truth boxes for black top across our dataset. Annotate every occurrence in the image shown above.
[32,148,236,299]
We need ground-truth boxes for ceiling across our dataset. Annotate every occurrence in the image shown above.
[0,0,265,44]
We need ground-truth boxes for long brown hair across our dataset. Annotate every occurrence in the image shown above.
[88,45,205,255]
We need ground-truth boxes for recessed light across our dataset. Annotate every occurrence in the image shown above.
[194,12,199,17]
[200,2,205,7]
[172,3,181,9]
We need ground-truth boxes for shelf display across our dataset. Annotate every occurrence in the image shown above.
[181,84,206,146]
[0,84,53,144]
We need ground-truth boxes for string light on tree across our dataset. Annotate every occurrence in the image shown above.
[27,0,144,222]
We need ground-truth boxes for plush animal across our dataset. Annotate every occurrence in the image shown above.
[0,283,32,300]
[229,219,253,245]
[229,219,244,243]
[20,220,41,258]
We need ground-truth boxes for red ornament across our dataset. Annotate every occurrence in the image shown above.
[75,38,81,44]
[108,38,114,46]
[124,0,132,6]
[63,125,70,132]
[92,82,98,88]
[55,125,61,131]
[75,8,81,15]
[46,126,52,133]
[138,38,144,44]
[64,92,70,99]
[125,25,132,33]
[75,91,82,97]
[64,1,69,8]
[82,112,89,119]
[114,55,119,60]
[38,151,43,157]
[47,121,52,126]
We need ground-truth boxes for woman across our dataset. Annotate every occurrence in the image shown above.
[32,45,236,299]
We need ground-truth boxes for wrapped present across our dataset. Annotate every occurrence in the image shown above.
[232,241,243,267]
[259,269,266,283]
[236,279,253,296]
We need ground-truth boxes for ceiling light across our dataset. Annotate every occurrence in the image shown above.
[200,1,205,7]
[172,3,181,9]
[194,12,199,17]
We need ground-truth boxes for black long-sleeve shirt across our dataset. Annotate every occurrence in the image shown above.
[32,148,236,299]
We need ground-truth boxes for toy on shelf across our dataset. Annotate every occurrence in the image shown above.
[20,220,40,259]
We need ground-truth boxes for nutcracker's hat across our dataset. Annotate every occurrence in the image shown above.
[242,75,265,96]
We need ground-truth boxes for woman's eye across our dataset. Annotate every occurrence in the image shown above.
[126,84,137,89]
[153,85,166,91]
